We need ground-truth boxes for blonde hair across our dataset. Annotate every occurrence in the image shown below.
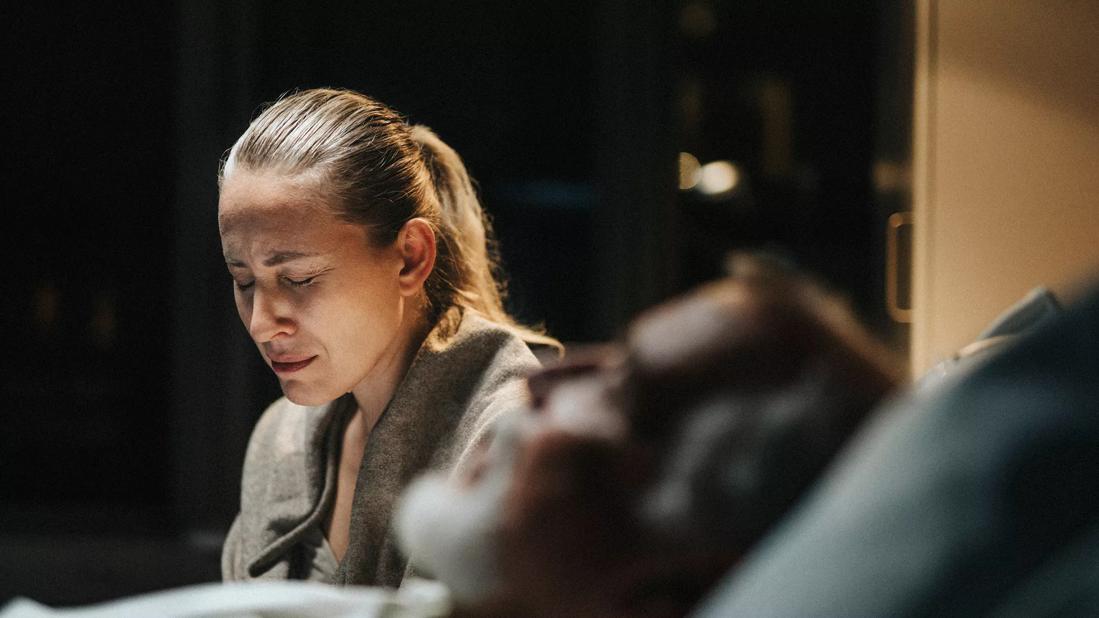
[219,88,561,352]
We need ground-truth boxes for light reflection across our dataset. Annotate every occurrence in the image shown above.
[697,160,740,196]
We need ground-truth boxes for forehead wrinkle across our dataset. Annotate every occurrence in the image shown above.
[217,200,329,236]
[219,206,373,271]
[224,251,323,268]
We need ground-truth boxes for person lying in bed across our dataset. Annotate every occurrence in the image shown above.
[1,257,899,618]
[396,255,901,617]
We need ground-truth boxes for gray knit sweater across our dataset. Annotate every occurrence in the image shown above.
[221,310,540,587]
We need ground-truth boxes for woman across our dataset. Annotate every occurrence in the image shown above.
[218,88,558,586]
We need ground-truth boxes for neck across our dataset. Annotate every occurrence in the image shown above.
[349,305,432,439]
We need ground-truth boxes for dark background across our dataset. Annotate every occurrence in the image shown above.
[0,0,912,605]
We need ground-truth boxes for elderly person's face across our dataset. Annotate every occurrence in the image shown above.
[397,270,898,617]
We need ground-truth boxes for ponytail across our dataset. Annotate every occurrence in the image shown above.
[411,125,563,354]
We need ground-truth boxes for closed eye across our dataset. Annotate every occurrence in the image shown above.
[235,280,255,291]
[283,275,318,288]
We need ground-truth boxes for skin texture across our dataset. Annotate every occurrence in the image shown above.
[218,169,437,560]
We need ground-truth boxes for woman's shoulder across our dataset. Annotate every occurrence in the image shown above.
[420,309,542,379]
[405,311,542,474]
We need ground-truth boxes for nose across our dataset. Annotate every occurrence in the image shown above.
[246,287,296,343]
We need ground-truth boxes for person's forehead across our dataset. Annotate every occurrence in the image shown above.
[218,172,361,248]
[218,201,329,237]
[218,201,371,266]
[219,169,333,227]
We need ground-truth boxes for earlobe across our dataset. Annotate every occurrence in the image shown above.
[397,218,437,296]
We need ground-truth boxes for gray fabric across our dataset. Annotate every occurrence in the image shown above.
[221,310,540,587]
[300,526,340,582]
[977,286,1061,340]
[992,518,1099,617]
[692,282,1099,617]
[918,286,1062,392]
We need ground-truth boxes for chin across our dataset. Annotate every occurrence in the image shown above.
[279,380,339,407]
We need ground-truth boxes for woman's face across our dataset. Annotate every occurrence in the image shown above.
[218,170,409,406]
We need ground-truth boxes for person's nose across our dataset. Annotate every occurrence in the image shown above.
[247,286,296,342]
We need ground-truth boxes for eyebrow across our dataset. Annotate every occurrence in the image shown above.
[225,251,322,268]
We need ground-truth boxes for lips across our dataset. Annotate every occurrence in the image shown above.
[269,355,317,374]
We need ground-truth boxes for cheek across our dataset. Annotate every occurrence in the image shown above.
[498,434,627,601]
[309,287,399,355]
[502,434,617,541]
[233,291,251,325]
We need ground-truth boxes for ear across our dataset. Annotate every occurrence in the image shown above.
[397,217,437,297]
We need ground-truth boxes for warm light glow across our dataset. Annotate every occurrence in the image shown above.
[697,160,740,196]
[678,152,702,190]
